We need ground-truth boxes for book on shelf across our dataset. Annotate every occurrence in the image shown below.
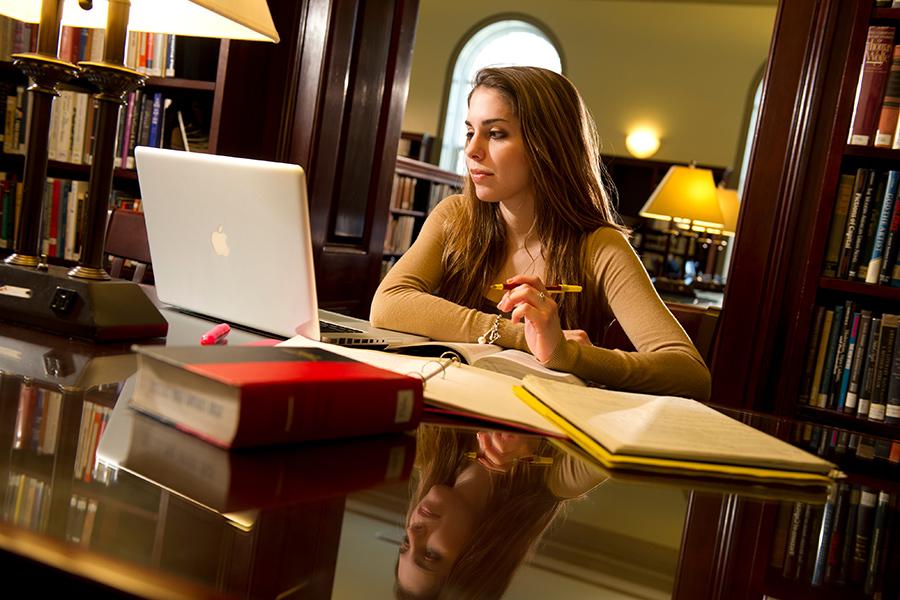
[848,26,895,146]
[513,375,836,485]
[823,174,855,278]
[128,345,424,449]
[876,45,900,147]
[97,394,415,513]
[868,313,899,422]
[386,341,584,386]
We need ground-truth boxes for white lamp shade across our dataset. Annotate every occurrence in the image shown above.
[0,0,279,42]
[639,165,724,229]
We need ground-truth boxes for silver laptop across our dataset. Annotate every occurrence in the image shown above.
[134,147,427,347]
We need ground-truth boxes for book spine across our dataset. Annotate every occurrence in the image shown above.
[868,313,898,422]
[886,326,900,423]
[824,483,850,583]
[864,491,891,595]
[824,174,856,277]
[809,309,835,403]
[849,172,881,279]
[817,304,844,408]
[835,311,861,411]
[875,45,900,146]
[812,485,839,585]
[868,171,900,282]
[879,184,900,284]
[851,488,877,583]
[838,169,870,278]
[799,305,827,404]
[849,26,896,146]
[845,309,873,413]
[857,317,882,418]
[827,300,855,408]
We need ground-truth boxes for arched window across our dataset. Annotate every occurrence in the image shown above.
[439,19,563,173]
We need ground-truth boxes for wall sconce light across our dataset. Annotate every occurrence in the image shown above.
[625,127,660,159]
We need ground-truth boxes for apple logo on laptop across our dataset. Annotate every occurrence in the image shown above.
[211,225,230,257]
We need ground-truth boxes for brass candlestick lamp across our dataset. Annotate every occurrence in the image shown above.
[0,0,278,340]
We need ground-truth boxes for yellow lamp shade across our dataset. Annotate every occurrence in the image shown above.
[639,165,724,229]
[0,0,279,42]
[716,187,740,236]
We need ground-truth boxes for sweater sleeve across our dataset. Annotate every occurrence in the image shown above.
[370,195,528,348]
[541,228,711,400]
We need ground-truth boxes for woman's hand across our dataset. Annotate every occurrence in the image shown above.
[563,329,592,346]
[496,275,565,362]
[476,431,540,472]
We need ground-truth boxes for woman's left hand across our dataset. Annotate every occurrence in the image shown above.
[496,275,565,363]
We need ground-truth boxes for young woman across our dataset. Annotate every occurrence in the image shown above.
[395,424,605,599]
[371,67,710,400]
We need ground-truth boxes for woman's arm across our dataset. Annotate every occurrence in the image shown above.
[541,228,711,400]
[370,195,528,348]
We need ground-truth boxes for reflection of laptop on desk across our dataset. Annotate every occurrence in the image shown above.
[134,147,427,347]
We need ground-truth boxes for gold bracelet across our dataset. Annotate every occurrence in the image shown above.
[477,314,501,345]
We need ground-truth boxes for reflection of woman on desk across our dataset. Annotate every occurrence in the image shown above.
[395,424,604,599]
[371,66,709,400]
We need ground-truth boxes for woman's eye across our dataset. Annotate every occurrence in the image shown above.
[464,131,474,140]
[424,550,441,562]
[489,130,505,139]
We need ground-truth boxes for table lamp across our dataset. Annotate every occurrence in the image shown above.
[639,164,724,283]
[0,0,278,340]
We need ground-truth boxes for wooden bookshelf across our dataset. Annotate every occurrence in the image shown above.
[381,157,462,274]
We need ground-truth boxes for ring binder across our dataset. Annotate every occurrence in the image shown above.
[406,352,460,388]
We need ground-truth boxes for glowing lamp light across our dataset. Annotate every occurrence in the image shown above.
[625,128,660,159]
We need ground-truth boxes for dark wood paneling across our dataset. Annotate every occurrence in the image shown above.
[216,0,419,317]
[711,0,859,410]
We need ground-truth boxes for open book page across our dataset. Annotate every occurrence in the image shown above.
[278,337,563,436]
[521,376,833,474]
[389,342,584,385]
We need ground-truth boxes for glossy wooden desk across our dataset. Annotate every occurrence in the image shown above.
[0,310,896,599]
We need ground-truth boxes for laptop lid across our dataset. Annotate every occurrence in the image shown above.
[134,147,427,346]
[136,147,321,339]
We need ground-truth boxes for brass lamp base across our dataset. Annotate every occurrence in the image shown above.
[0,263,168,341]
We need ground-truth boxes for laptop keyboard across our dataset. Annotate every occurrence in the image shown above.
[319,320,365,334]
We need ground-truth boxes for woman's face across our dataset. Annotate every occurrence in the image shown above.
[464,87,533,206]
[396,484,480,596]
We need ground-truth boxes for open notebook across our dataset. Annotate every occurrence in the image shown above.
[515,375,837,486]
[278,337,564,436]
[386,341,583,386]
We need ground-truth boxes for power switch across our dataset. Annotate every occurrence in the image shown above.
[50,287,78,314]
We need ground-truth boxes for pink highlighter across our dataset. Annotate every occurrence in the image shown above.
[200,323,231,345]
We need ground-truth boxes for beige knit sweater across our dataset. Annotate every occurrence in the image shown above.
[371,195,711,400]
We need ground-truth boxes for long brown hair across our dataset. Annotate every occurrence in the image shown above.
[438,66,627,330]
[395,425,563,599]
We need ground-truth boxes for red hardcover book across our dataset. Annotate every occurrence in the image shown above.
[130,345,424,448]
[876,45,900,147]
[849,26,895,146]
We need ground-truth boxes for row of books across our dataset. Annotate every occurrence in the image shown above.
[13,383,63,456]
[1,82,30,156]
[0,172,140,259]
[2,473,51,533]
[3,84,192,166]
[822,169,900,285]
[849,24,900,148]
[771,484,898,596]
[389,174,459,214]
[791,421,899,467]
[800,303,899,423]
[0,17,178,78]
[0,16,36,62]
[383,214,417,255]
[74,400,113,484]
